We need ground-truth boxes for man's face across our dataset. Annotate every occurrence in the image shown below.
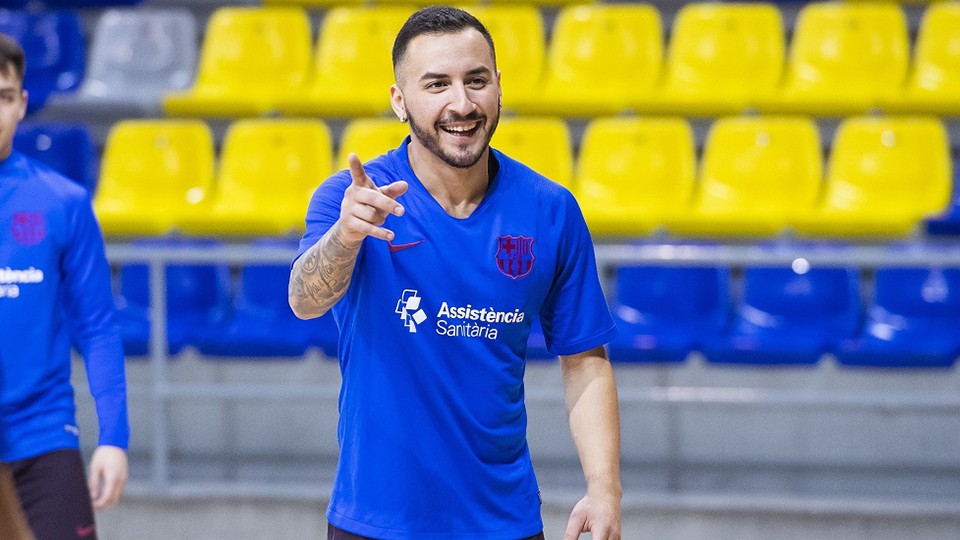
[0,67,26,160]
[391,28,501,169]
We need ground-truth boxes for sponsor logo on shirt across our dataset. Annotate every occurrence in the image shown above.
[395,289,526,340]
[396,289,428,332]
[0,266,44,298]
[11,212,46,246]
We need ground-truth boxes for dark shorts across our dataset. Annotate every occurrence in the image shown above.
[8,449,98,540]
[328,523,545,540]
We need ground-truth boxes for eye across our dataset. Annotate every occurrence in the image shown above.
[426,80,448,90]
[468,77,488,89]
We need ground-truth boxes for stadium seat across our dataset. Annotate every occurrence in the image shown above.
[461,5,544,112]
[164,7,311,117]
[837,268,960,368]
[178,119,332,237]
[263,0,362,5]
[793,116,952,237]
[608,266,730,363]
[197,240,337,358]
[882,2,960,115]
[337,117,411,169]
[703,267,861,366]
[115,239,229,356]
[575,117,695,237]
[0,10,85,115]
[69,9,196,112]
[514,4,663,116]
[277,6,413,117]
[756,2,908,115]
[13,122,95,192]
[666,116,823,237]
[647,2,784,116]
[490,117,573,187]
[94,120,214,236]
[38,0,143,6]
[925,160,960,236]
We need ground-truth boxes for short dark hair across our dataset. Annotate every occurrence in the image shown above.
[0,33,25,87]
[392,6,496,76]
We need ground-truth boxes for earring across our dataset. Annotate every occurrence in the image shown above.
[400,115,408,123]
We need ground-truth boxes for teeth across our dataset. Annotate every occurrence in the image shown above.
[442,122,479,133]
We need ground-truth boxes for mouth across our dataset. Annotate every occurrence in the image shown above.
[438,119,482,138]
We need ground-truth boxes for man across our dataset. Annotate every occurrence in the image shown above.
[0,34,129,540]
[290,6,621,539]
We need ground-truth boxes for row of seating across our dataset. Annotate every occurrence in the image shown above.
[115,239,337,358]
[114,244,960,368]
[603,265,960,369]
[5,2,960,118]
[158,1,960,118]
[88,115,956,239]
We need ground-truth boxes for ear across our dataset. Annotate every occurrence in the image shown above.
[389,84,406,123]
[18,90,27,120]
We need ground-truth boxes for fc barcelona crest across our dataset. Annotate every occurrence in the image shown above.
[11,212,45,246]
[496,235,535,279]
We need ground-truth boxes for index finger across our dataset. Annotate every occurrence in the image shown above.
[348,153,375,188]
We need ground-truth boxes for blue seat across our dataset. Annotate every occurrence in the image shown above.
[115,240,229,356]
[0,10,85,114]
[608,266,730,363]
[14,122,95,192]
[704,267,861,365]
[197,239,338,358]
[36,1,144,7]
[837,268,960,368]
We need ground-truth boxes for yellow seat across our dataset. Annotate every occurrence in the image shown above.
[278,6,414,117]
[793,116,952,237]
[757,2,908,115]
[575,117,695,237]
[337,118,411,170]
[667,116,823,237]
[648,3,784,116]
[515,4,663,117]
[163,8,311,117]
[460,5,544,112]
[94,120,214,236]
[179,120,332,237]
[264,0,361,5]
[491,117,573,187]
[882,2,960,115]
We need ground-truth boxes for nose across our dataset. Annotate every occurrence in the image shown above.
[448,82,477,117]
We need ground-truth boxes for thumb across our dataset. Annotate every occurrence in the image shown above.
[380,180,408,200]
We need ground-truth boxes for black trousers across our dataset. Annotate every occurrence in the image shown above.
[8,449,97,540]
[329,523,546,540]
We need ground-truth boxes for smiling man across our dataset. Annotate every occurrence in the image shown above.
[290,7,622,539]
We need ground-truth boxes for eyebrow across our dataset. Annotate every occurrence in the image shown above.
[418,66,492,82]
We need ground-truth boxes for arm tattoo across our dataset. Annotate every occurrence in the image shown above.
[289,225,361,318]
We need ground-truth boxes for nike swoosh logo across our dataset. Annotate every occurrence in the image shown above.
[388,240,425,253]
[77,524,97,537]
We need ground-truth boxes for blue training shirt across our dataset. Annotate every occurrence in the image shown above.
[296,138,616,539]
[0,151,128,462]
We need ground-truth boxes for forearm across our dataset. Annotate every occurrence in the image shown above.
[560,349,623,500]
[289,222,362,319]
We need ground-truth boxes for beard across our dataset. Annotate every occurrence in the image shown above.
[406,106,499,169]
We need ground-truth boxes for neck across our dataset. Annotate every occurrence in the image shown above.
[407,140,490,219]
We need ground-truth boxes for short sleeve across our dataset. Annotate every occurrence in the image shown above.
[539,191,617,357]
